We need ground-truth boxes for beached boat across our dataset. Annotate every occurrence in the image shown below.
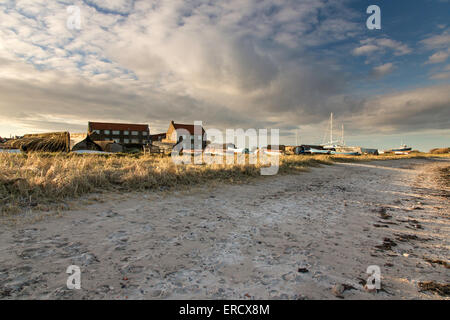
[227,147,249,154]
[309,148,331,154]
[321,113,346,150]
[391,144,412,152]
[330,150,360,156]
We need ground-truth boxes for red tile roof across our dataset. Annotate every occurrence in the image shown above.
[89,122,149,131]
[172,121,205,135]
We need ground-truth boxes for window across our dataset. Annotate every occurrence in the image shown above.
[93,130,100,134]
[113,138,120,143]
[131,139,139,144]
[104,130,110,135]
[131,131,138,135]
[197,136,202,140]
[112,130,120,135]
[142,131,148,136]
[123,130,129,135]
[124,139,130,143]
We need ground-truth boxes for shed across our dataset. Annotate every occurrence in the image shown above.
[94,141,124,153]
[70,133,102,151]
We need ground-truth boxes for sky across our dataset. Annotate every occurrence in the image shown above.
[0,0,449,151]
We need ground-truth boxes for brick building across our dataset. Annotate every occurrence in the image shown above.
[88,122,150,145]
[163,121,206,149]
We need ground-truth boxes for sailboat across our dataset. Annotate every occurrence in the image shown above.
[321,113,359,155]
[321,113,344,149]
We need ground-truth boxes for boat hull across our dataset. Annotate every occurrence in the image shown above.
[391,148,412,152]
[309,148,331,154]
[330,151,360,155]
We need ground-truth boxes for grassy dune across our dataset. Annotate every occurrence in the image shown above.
[1,152,448,214]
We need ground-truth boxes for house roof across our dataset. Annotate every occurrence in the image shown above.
[171,121,205,135]
[89,122,149,131]
[150,133,166,138]
[150,132,166,141]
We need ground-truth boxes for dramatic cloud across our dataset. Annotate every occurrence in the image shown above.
[0,0,363,134]
[0,0,448,149]
[346,84,450,133]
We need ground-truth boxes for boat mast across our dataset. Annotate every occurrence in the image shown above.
[330,112,333,145]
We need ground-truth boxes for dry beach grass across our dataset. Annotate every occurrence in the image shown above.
[1,151,449,215]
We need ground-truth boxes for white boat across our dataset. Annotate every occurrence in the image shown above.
[264,150,282,155]
[227,147,250,154]
[321,113,347,150]
[0,149,21,153]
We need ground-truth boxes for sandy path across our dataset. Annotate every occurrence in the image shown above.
[0,158,449,300]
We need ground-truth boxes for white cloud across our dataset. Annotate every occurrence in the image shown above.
[430,65,450,79]
[431,72,450,79]
[421,29,450,50]
[422,29,450,65]
[371,63,394,78]
[426,50,449,64]
[352,44,378,56]
[347,84,450,133]
[352,38,411,57]
[82,0,135,15]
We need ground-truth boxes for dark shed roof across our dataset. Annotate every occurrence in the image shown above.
[171,121,205,135]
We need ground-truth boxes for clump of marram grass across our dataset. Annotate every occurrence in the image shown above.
[430,147,450,154]
[0,151,448,214]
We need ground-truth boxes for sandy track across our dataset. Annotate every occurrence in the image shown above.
[0,158,449,299]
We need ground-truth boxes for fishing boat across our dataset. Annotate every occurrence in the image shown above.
[391,144,412,152]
